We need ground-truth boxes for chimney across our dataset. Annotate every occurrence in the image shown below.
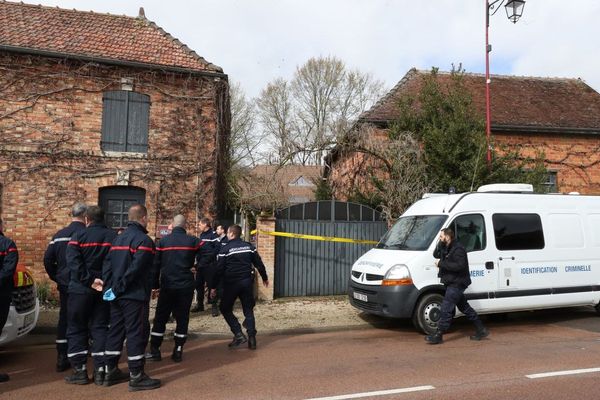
[138,7,145,18]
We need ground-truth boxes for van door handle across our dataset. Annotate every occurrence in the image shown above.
[498,257,515,261]
[485,261,494,270]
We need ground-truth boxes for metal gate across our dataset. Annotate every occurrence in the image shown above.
[274,201,387,297]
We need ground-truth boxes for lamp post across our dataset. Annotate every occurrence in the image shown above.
[485,0,526,168]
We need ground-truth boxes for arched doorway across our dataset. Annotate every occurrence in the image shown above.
[98,186,146,230]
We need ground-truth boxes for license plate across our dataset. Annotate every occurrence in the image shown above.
[23,312,34,327]
[353,292,368,302]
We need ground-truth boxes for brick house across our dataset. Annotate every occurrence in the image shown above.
[0,2,230,278]
[326,68,600,200]
[241,165,323,210]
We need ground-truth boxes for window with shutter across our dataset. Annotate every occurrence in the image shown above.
[101,91,150,153]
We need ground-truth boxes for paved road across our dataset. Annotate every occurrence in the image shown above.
[1,307,599,399]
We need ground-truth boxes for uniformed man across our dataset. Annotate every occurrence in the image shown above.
[215,223,228,245]
[145,215,201,363]
[64,206,116,385]
[0,217,18,383]
[192,217,219,315]
[210,225,269,350]
[43,202,87,372]
[426,228,489,344]
[101,204,161,391]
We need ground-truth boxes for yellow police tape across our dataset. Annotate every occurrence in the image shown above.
[250,229,379,245]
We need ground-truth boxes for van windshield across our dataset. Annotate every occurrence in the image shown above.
[377,215,447,251]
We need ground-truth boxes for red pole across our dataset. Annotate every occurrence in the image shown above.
[485,0,492,169]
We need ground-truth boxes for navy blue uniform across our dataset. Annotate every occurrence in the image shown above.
[434,240,481,333]
[212,238,268,336]
[150,227,201,351]
[103,222,155,375]
[43,221,86,358]
[65,223,116,371]
[195,230,219,308]
[0,233,18,339]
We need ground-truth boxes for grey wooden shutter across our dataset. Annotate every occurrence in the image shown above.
[101,91,128,151]
[126,92,150,153]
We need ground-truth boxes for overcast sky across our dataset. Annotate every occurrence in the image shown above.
[33,0,600,97]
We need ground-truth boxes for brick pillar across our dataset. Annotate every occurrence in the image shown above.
[256,215,276,300]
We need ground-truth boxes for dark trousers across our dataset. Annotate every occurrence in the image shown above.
[105,299,150,375]
[195,267,208,306]
[66,292,109,370]
[56,287,69,354]
[0,296,10,333]
[150,288,194,349]
[437,285,481,333]
[219,278,256,336]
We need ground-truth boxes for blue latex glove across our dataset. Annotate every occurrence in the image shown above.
[103,288,116,301]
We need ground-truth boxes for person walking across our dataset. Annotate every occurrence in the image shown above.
[0,217,18,383]
[101,204,161,391]
[145,215,201,363]
[192,217,219,315]
[64,206,116,385]
[210,225,268,350]
[43,202,87,372]
[425,228,489,344]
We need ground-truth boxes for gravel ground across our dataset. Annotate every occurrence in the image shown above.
[35,296,390,338]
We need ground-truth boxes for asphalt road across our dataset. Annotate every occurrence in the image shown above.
[1,307,599,400]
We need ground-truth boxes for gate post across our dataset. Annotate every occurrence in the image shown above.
[256,215,275,300]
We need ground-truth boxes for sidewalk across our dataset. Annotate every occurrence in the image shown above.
[34,296,400,339]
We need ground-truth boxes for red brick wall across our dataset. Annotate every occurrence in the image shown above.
[255,216,275,300]
[330,126,600,201]
[329,126,390,201]
[494,132,600,194]
[0,53,230,282]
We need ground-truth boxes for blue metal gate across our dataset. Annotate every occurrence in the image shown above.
[274,201,387,297]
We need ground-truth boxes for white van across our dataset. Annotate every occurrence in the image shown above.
[348,184,600,334]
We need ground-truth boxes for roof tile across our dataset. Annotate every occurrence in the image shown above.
[361,68,600,131]
[0,0,222,73]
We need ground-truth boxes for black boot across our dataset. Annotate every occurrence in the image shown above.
[0,373,9,383]
[171,345,183,363]
[470,321,489,341]
[425,331,443,345]
[93,367,105,386]
[103,366,129,387]
[64,366,89,385]
[56,353,69,372]
[228,332,247,348]
[145,347,162,361]
[211,302,220,317]
[129,372,161,392]
[248,335,257,350]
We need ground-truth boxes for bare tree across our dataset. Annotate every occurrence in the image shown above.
[229,82,264,167]
[339,124,429,222]
[256,78,300,164]
[257,56,385,165]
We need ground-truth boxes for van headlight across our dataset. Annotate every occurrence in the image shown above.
[382,264,413,286]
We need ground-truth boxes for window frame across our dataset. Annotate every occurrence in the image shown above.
[447,213,487,253]
[492,213,545,251]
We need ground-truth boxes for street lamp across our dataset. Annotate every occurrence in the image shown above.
[505,0,526,23]
[485,0,526,168]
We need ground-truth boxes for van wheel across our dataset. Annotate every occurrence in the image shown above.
[412,293,444,335]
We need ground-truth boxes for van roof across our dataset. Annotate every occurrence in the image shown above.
[405,191,600,216]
